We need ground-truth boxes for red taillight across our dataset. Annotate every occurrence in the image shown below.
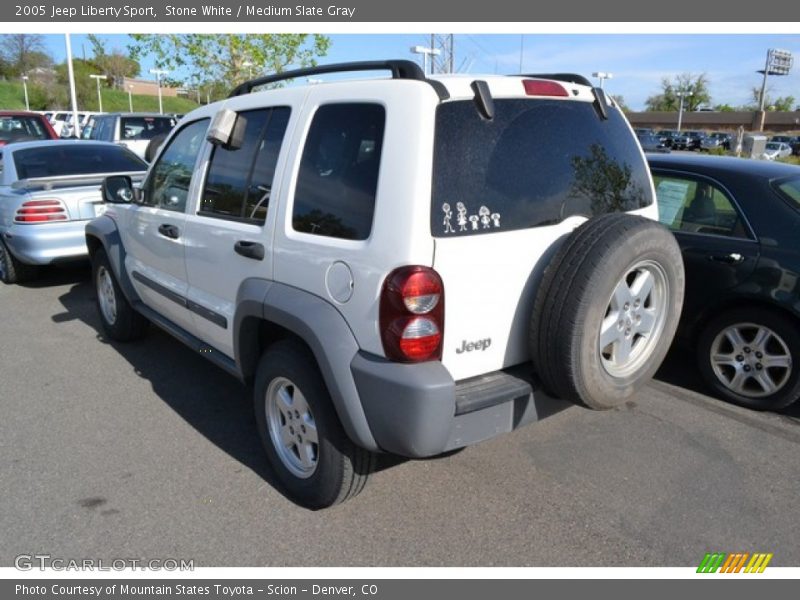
[380,266,444,362]
[14,199,68,223]
[523,79,569,97]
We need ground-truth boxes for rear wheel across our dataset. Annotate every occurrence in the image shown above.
[254,340,375,509]
[697,308,800,410]
[0,239,38,284]
[530,213,685,409]
[92,249,148,341]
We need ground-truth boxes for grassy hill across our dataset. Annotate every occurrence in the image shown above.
[0,81,200,114]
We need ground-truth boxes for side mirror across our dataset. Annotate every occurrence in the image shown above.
[102,175,134,204]
[207,108,246,150]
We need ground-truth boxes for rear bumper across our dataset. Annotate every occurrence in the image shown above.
[351,352,567,457]
[2,221,89,265]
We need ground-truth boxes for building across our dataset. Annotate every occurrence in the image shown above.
[122,77,179,98]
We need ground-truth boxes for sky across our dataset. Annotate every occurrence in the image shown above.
[39,33,800,111]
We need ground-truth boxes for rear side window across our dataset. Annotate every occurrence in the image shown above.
[431,99,653,237]
[292,103,385,241]
[775,177,800,208]
[200,107,290,224]
[13,144,147,179]
[120,116,175,141]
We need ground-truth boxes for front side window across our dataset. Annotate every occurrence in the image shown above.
[292,103,385,240]
[200,107,290,224]
[142,119,209,212]
[121,116,175,141]
[653,173,748,238]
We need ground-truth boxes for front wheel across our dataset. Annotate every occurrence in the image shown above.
[697,308,800,410]
[254,340,375,509]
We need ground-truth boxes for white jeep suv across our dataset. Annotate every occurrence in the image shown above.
[87,61,684,509]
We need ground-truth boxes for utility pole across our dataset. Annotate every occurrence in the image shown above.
[149,68,168,115]
[65,34,81,138]
[89,74,107,112]
[429,34,455,74]
[21,75,29,111]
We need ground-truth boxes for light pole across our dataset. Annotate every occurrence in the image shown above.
[411,45,441,76]
[64,34,81,138]
[149,68,168,115]
[757,48,793,112]
[21,75,29,111]
[676,90,693,132]
[127,84,134,112]
[89,74,107,112]
[242,60,253,79]
[592,71,613,89]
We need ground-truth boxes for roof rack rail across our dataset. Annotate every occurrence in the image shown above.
[228,60,449,99]
[516,73,593,87]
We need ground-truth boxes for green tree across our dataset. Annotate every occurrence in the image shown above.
[87,34,140,88]
[0,34,52,75]
[645,73,711,112]
[747,86,796,111]
[128,34,331,90]
[610,94,630,112]
[713,103,736,112]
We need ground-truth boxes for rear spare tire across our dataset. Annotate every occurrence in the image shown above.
[530,213,684,409]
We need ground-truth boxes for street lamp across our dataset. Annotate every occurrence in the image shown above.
[757,48,793,112]
[411,45,441,76]
[89,74,107,112]
[127,84,134,112]
[21,75,29,111]
[676,90,693,132]
[149,68,169,115]
[242,60,254,79]
[592,72,613,89]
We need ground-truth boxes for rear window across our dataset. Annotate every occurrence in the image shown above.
[120,116,176,141]
[432,99,652,237]
[0,116,48,143]
[13,144,147,180]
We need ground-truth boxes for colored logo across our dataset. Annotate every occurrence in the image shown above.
[697,552,773,573]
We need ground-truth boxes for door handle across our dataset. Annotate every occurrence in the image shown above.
[709,252,744,264]
[234,240,265,261]
[157,224,180,239]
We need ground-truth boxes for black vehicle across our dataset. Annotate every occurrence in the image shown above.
[709,131,732,151]
[683,130,707,151]
[636,132,670,153]
[648,153,800,410]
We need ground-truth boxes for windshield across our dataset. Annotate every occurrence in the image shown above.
[431,98,653,237]
[13,144,147,179]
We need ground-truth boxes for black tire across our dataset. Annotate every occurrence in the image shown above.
[254,340,375,509]
[92,249,148,341]
[0,239,38,284]
[530,213,685,409]
[697,308,800,411]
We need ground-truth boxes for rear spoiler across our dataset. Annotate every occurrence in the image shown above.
[12,171,146,191]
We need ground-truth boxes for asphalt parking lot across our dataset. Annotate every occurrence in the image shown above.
[2,264,799,568]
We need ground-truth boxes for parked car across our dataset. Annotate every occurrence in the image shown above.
[637,132,670,153]
[86,113,177,159]
[709,132,732,151]
[762,142,793,161]
[649,152,800,410]
[0,111,59,146]
[88,61,685,509]
[658,129,690,150]
[47,111,71,137]
[61,111,99,138]
[0,141,147,283]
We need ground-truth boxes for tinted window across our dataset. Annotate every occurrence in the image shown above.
[91,117,113,141]
[292,104,385,240]
[431,99,653,237]
[200,107,290,223]
[653,174,748,238]
[120,116,175,141]
[142,119,208,212]
[13,144,147,179]
[776,177,800,208]
[0,116,48,143]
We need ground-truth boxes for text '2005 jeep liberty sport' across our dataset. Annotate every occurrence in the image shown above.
[88,61,684,509]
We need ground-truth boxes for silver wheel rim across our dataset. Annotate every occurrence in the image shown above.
[710,323,792,398]
[265,377,318,479]
[599,260,669,378]
[96,266,118,325]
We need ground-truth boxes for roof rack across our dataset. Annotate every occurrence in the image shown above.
[228,60,448,99]
[517,73,593,87]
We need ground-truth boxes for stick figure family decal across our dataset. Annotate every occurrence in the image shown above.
[442,202,501,234]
